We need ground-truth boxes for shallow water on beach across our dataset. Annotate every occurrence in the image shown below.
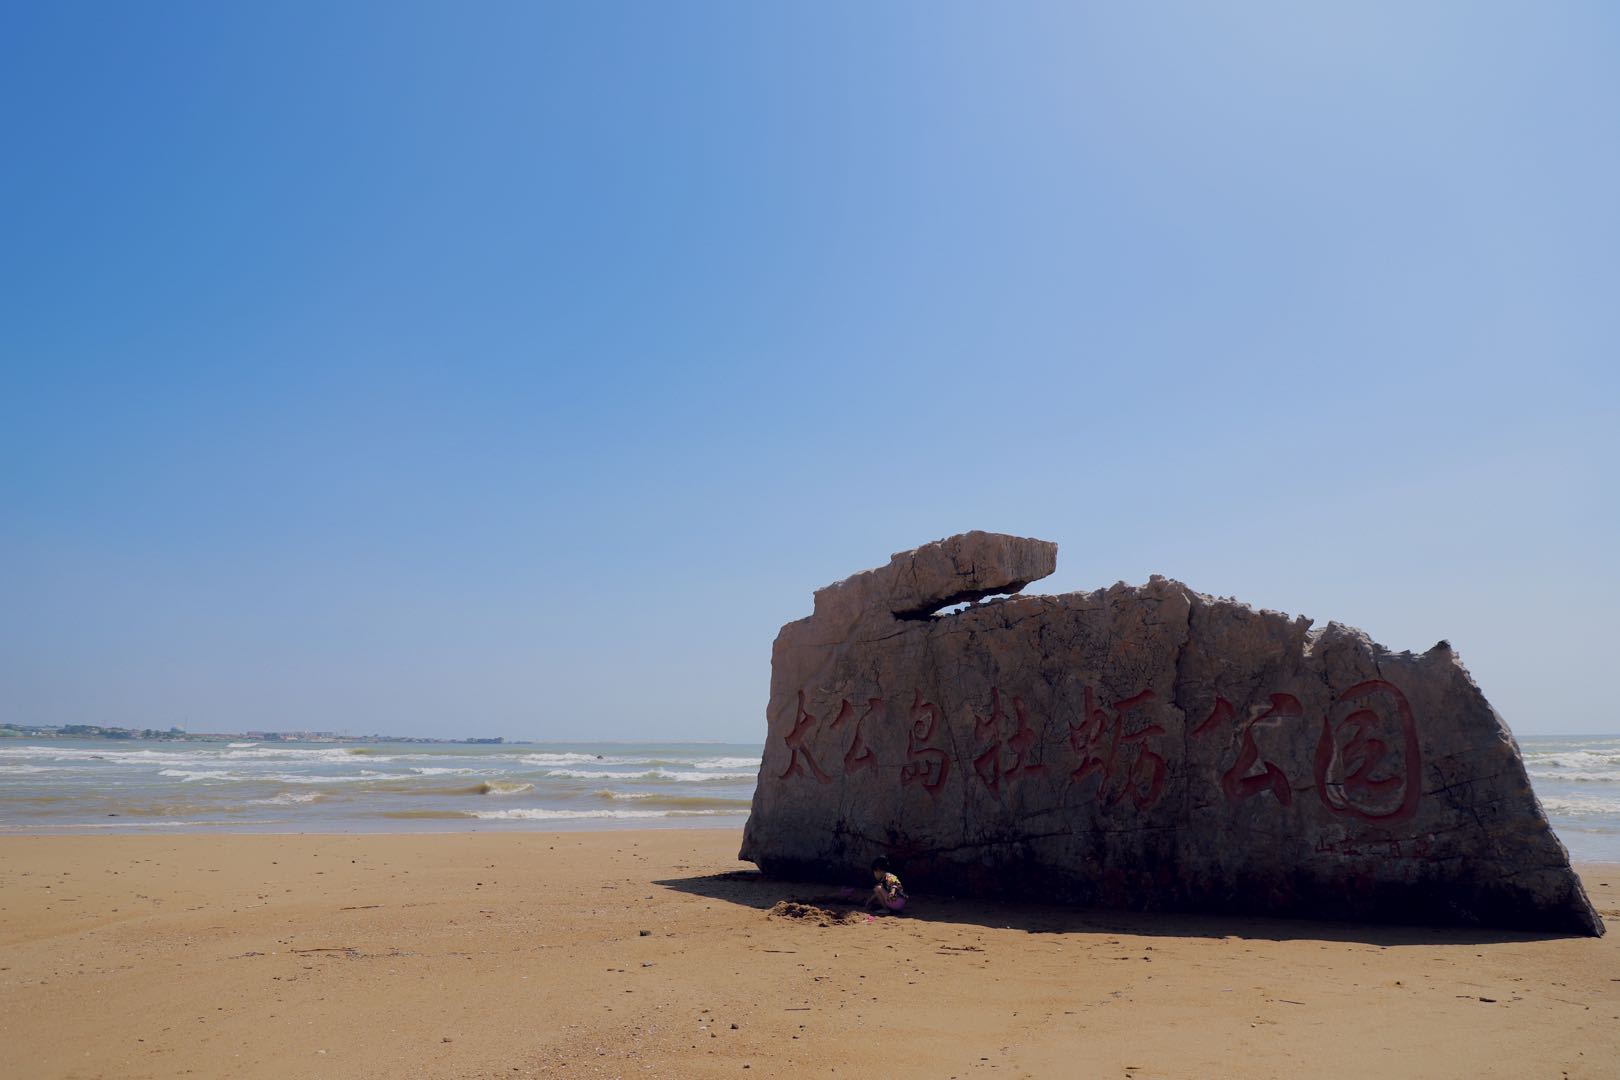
[0,739,762,834]
[3,733,1617,860]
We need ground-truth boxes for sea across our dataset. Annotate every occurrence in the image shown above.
[1518,735,1620,862]
[2,734,1618,862]
[0,740,762,834]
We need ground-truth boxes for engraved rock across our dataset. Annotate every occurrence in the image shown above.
[740,532,1602,936]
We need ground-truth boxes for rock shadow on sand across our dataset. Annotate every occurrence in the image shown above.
[653,870,1592,946]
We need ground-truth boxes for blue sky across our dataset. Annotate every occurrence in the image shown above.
[2,3,1616,739]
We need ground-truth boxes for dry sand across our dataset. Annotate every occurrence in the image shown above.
[1,831,1614,1079]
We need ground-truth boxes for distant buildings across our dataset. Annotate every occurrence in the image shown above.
[1,723,184,740]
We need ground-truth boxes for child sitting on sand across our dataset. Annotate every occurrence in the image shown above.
[866,856,907,914]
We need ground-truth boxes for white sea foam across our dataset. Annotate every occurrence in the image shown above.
[409,766,492,776]
[152,767,412,784]
[520,752,624,766]
[249,792,326,806]
[2,746,206,764]
[1529,770,1620,783]
[0,746,82,758]
[690,757,761,771]
[222,747,389,762]
[469,807,745,821]
[366,752,508,763]
[543,768,755,783]
[1527,749,1620,783]
[1523,749,1620,766]
[479,781,534,796]
[227,742,258,748]
[275,771,414,784]
[1540,795,1620,817]
[516,752,754,768]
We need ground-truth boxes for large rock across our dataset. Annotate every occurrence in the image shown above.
[740,532,1602,936]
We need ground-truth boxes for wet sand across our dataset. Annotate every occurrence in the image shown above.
[1,831,1614,1078]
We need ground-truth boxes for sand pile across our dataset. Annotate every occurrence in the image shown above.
[767,900,868,925]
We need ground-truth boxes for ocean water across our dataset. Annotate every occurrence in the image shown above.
[0,740,762,833]
[1518,735,1620,862]
[2,734,1617,861]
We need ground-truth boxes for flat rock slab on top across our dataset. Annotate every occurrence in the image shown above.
[740,531,1602,936]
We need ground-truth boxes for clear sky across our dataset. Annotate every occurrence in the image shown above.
[2,3,1616,740]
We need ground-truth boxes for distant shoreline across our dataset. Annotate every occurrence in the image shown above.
[0,724,517,745]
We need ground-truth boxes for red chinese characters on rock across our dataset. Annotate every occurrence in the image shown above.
[1190,696,1235,738]
[900,690,951,795]
[832,697,882,775]
[1194,693,1301,806]
[1193,682,1424,824]
[775,679,1424,824]
[778,690,833,784]
[970,689,1049,794]
[1314,679,1422,824]
[1068,687,1168,810]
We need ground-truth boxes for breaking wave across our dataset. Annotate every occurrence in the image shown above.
[477,780,533,796]
[520,752,621,766]
[378,810,476,820]
[1541,794,1620,817]
[468,807,747,821]
[519,753,760,769]
[591,791,752,810]
[248,792,326,806]
[158,769,236,782]
[543,768,754,783]
[689,757,760,771]
[1525,749,1620,783]
[157,768,415,784]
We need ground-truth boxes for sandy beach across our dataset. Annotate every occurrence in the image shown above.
[1,831,1614,1079]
